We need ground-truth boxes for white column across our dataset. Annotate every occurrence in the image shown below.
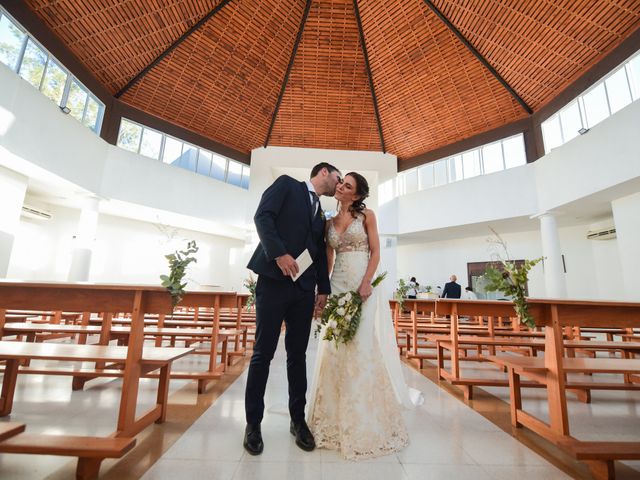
[612,192,640,301]
[68,196,100,282]
[0,166,28,278]
[538,212,567,298]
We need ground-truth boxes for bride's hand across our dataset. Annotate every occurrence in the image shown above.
[358,282,373,301]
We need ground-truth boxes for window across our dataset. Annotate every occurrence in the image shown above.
[0,8,105,133]
[115,117,250,189]
[0,14,25,70]
[418,163,434,190]
[481,142,504,174]
[541,50,640,152]
[447,155,463,182]
[502,135,526,169]
[433,161,447,186]
[462,150,481,179]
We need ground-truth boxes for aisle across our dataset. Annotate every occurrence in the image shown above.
[142,335,569,480]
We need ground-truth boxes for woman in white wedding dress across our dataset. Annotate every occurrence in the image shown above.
[307,172,422,460]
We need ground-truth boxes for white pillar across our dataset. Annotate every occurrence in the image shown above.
[68,196,100,282]
[538,212,567,298]
[0,166,28,278]
[612,192,640,301]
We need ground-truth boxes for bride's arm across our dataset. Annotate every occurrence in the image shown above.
[358,209,380,301]
[325,220,335,276]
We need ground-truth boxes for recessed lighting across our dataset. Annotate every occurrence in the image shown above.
[59,105,71,114]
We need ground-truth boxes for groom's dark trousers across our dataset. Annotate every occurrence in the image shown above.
[245,276,315,424]
[245,175,330,425]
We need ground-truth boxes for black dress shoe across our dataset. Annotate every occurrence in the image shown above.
[290,420,316,451]
[243,423,263,455]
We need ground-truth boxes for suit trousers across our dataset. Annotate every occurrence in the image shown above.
[245,275,315,425]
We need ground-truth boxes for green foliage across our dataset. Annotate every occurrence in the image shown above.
[394,278,409,310]
[160,240,199,308]
[483,228,543,329]
[243,275,257,311]
[425,285,432,293]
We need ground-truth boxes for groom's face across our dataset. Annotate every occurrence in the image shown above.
[324,169,342,196]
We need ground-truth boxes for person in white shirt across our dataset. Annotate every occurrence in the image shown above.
[407,277,419,299]
[464,286,478,300]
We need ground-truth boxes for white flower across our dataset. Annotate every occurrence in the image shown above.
[344,292,352,301]
[337,297,346,306]
[345,314,352,321]
[336,307,345,316]
[328,320,337,329]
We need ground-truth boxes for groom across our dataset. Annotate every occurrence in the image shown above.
[244,162,342,455]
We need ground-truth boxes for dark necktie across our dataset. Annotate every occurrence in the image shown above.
[310,192,319,219]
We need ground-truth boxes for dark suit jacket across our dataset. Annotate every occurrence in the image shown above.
[441,281,461,299]
[247,175,331,294]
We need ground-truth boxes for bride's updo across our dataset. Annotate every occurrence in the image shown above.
[345,172,369,219]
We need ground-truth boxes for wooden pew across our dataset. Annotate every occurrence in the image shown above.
[492,298,640,479]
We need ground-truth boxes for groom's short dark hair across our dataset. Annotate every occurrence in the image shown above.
[310,162,339,179]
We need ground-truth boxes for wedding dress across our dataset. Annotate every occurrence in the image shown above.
[307,214,422,460]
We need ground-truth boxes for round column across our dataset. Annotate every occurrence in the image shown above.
[538,212,567,298]
[68,196,100,282]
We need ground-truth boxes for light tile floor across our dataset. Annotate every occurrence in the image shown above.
[141,337,572,480]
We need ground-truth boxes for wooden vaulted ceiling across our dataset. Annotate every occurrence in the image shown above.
[24,0,640,164]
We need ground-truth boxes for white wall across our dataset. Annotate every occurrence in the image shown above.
[7,201,245,289]
[612,192,640,300]
[397,223,626,300]
[0,64,249,232]
[0,165,27,276]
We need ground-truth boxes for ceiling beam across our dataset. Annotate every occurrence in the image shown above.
[420,0,533,115]
[115,0,234,98]
[263,0,312,148]
[353,0,387,153]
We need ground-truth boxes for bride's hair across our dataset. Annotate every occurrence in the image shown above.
[345,172,369,219]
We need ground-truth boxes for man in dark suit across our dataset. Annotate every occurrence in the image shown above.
[441,274,462,299]
[244,162,341,456]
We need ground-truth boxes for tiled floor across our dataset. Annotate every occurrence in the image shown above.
[141,338,572,480]
[1,334,639,479]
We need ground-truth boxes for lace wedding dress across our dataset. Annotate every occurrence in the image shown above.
[307,215,421,460]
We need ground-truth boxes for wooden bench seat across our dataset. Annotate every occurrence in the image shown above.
[557,439,640,480]
[0,431,136,480]
[0,422,25,441]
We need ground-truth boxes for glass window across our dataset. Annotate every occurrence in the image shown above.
[227,160,242,186]
[481,142,504,174]
[462,150,481,179]
[559,101,583,142]
[582,83,609,127]
[19,38,47,88]
[66,80,88,121]
[197,150,212,176]
[139,128,162,159]
[378,179,394,205]
[40,59,67,104]
[433,160,447,186]
[181,143,198,171]
[241,165,250,189]
[117,119,142,153]
[542,115,563,153]
[448,155,463,182]
[628,55,640,100]
[418,163,434,190]
[0,14,26,70]
[403,169,418,194]
[210,154,227,181]
[162,137,183,165]
[82,97,100,131]
[502,135,526,169]
[605,67,632,114]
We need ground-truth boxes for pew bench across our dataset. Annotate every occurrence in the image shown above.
[557,439,640,480]
[0,429,136,480]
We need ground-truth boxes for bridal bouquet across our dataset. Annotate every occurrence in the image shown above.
[315,272,387,346]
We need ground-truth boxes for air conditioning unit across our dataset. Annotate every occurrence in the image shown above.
[21,204,52,221]
[586,226,616,240]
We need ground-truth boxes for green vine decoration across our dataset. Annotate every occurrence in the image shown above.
[243,275,257,311]
[160,240,199,308]
[395,278,409,311]
[483,228,543,329]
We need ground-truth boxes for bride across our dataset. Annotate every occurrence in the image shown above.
[307,172,422,460]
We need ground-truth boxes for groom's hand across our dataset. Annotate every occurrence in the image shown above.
[315,294,328,312]
[275,254,299,278]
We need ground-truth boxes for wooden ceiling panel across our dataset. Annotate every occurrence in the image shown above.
[432,0,640,109]
[120,0,304,153]
[268,0,381,152]
[358,0,525,160]
[25,0,222,93]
